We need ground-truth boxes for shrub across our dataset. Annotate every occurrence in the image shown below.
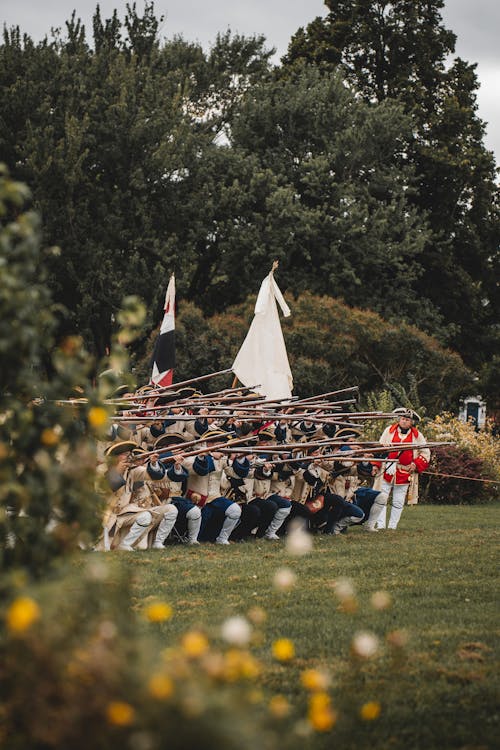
[420,414,500,504]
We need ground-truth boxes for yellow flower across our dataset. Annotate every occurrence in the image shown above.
[148,673,174,700]
[300,668,330,692]
[144,602,173,623]
[308,707,337,732]
[40,428,60,446]
[181,631,209,657]
[269,695,290,718]
[308,693,337,732]
[6,597,41,634]
[222,649,261,681]
[309,692,331,712]
[272,638,295,662]
[88,407,108,428]
[106,701,135,726]
[360,701,381,721]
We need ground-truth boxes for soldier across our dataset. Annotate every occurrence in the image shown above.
[100,442,179,551]
[365,408,430,531]
[148,434,202,545]
[183,430,243,545]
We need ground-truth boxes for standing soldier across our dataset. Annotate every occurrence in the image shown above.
[365,408,430,531]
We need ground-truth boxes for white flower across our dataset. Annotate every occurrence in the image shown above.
[220,616,252,646]
[273,567,297,591]
[370,591,392,610]
[334,578,356,601]
[351,631,379,658]
[285,521,313,556]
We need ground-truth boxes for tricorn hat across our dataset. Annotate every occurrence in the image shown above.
[256,427,275,441]
[393,407,421,423]
[105,440,138,456]
[200,428,232,443]
[334,428,362,440]
[154,432,188,449]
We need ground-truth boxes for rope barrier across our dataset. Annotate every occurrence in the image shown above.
[423,470,499,485]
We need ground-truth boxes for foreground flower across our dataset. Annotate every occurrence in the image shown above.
[40,427,60,446]
[6,597,41,634]
[144,602,173,623]
[148,673,174,700]
[333,578,355,601]
[285,522,313,556]
[223,649,261,681]
[181,630,209,657]
[351,631,379,659]
[273,567,297,591]
[308,693,337,732]
[360,701,381,720]
[301,668,330,692]
[272,638,295,662]
[106,701,135,726]
[269,695,291,718]
[88,407,108,428]
[221,615,252,646]
[370,591,392,610]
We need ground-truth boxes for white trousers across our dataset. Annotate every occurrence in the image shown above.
[373,480,409,530]
[381,479,410,529]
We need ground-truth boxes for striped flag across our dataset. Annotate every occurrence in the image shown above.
[151,274,175,387]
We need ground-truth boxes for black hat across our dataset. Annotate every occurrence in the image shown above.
[257,428,275,441]
[155,391,181,406]
[154,432,188,449]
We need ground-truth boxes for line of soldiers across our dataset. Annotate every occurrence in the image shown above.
[96,386,430,551]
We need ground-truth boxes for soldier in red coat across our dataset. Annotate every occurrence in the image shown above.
[365,408,430,531]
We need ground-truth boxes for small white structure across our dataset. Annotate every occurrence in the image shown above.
[459,396,487,429]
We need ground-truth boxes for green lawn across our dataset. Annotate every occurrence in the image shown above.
[87,503,499,750]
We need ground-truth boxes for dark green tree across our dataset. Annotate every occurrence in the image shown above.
[229,65,435,327]
[284,0,500,369]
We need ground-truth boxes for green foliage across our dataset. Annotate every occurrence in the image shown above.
[0,166,105,574]
[0,168,146,575]
[142,292,472,414]
[0,564,281,750]
[283,0,500,370]
[421,413,500,504]
[3,505,498,750]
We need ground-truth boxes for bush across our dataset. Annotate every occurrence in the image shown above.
[420,414,500,504]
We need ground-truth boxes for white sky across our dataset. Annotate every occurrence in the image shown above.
[1,1,499,165]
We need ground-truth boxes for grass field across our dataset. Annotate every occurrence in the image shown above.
[73,503,499,750]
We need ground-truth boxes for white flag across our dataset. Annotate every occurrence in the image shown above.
[232,270,293,401]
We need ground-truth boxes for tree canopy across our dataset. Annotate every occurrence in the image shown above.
[1,1,497,404]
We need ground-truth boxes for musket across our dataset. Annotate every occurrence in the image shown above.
[111,410,393,425]
[226,442,455,467]
[113,368,234,402]
[108,384,263,407]
[293,387,359,403]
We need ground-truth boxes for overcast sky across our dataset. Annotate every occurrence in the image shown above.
[1,1,499,163]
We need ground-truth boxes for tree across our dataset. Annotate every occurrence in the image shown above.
[284,0,500,369]
[229,65,436,328]
[0,166,103,574]
[134,291,472,414]
[0,5,275,358]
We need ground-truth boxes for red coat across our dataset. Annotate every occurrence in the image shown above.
[376,424,430,485]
